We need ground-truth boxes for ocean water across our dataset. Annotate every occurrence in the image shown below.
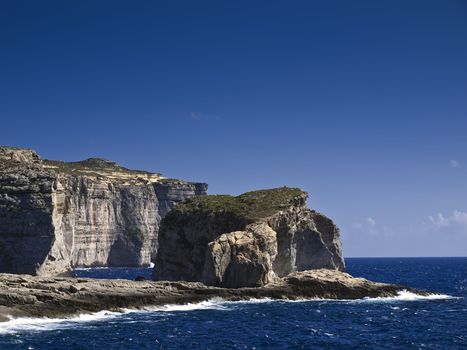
[0,257,466,349]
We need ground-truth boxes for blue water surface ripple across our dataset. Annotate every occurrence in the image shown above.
[0,257,465,349]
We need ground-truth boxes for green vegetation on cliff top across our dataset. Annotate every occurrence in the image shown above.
[170,187,306,221]
[43,158,159,177]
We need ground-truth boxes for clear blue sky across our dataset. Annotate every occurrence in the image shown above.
[1,0,466,257]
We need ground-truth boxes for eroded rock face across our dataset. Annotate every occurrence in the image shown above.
[154,188,344,287]
[267,208,344,277]
[0,147,40,163]
[203,223,278,287]
[0,146,207,276]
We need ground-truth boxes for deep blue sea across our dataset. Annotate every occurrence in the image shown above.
[0,257,466,349]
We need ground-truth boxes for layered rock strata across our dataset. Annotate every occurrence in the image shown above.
[0,147,207,276]
[154,187,344,288]
[0,270,424,322]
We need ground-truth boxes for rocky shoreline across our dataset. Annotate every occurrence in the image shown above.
[0,269,425,322]
[0,148,430,324]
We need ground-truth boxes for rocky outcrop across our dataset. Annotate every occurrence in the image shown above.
[0,146,207,276]
[154,187,344,287]
[0,270,425,322]
[203,223,279,288]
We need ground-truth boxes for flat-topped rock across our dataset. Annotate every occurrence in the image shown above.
[0,270,425,321]
[154,187,344,288]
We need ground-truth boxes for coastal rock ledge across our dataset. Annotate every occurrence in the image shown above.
[0,270,422,322]
[154,187,345,288]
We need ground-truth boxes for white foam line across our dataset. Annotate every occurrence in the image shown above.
[0,299,235,335]
[0,292,458,335]
[354,290,459,303]
[275,290,459,304]
[127,298,231,312]
[0,311,122,335]
[122,297,277,314]
[288,290,459,303]
[0,299,273,334]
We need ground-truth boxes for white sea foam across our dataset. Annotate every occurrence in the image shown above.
[74,267,110,271]
[278,290,458,304]
[0,299,277,334]
[0,299,236,335]
[0,292,458,335]
[353,290,457,303]
[0,311,121,335]
[125,297,278,314]
[130,298,231,312]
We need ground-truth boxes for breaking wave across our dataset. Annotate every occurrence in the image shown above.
[0,292,458,335]
[74,267,111,271]
[352,290,458,303]
[0,311,122,335]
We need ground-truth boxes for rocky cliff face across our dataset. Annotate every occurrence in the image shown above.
[0,147,207,276]
[154,187,344,288]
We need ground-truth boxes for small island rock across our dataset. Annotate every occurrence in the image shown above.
[154,187,345,288]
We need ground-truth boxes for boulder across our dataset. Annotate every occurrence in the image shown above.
[203,223,278,287]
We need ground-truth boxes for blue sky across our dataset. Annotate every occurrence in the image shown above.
[1,0,466,257]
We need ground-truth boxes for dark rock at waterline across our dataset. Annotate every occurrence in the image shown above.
[0,269,427,321]
[68,285,79,294]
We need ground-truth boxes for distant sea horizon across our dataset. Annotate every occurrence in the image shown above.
[345,255,467,258]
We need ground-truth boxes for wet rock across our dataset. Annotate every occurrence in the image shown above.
[0,270,426,321]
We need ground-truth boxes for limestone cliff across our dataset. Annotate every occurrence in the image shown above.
[0,146,207,276]
[154,187,344,288]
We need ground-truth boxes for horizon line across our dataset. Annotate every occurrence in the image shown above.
[345,256,467,259]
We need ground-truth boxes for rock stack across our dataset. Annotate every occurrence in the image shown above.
[154,187,344,287]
